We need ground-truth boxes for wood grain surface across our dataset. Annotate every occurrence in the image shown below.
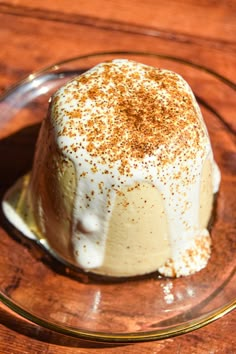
[0,1,235,353]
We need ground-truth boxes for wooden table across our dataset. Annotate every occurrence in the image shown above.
[0,1,235,352]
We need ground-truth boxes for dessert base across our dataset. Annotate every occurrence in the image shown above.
[2,171,214,279]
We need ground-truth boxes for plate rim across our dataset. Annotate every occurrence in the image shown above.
[0,50,235,343]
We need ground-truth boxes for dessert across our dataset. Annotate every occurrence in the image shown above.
[2,59,220,277]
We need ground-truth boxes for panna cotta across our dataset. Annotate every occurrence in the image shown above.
[2,59,220,277]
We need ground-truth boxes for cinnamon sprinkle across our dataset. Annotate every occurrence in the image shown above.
[51,60,206,176]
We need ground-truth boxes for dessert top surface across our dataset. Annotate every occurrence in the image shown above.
[50,59,207,168]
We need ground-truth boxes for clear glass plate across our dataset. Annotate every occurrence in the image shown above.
[0,51,235,343]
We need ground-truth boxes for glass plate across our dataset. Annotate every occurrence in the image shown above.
[0,51,235,343]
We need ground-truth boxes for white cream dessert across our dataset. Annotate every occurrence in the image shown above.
[3,59,220,277]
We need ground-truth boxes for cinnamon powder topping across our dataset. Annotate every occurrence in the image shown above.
[51,59,206,174]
